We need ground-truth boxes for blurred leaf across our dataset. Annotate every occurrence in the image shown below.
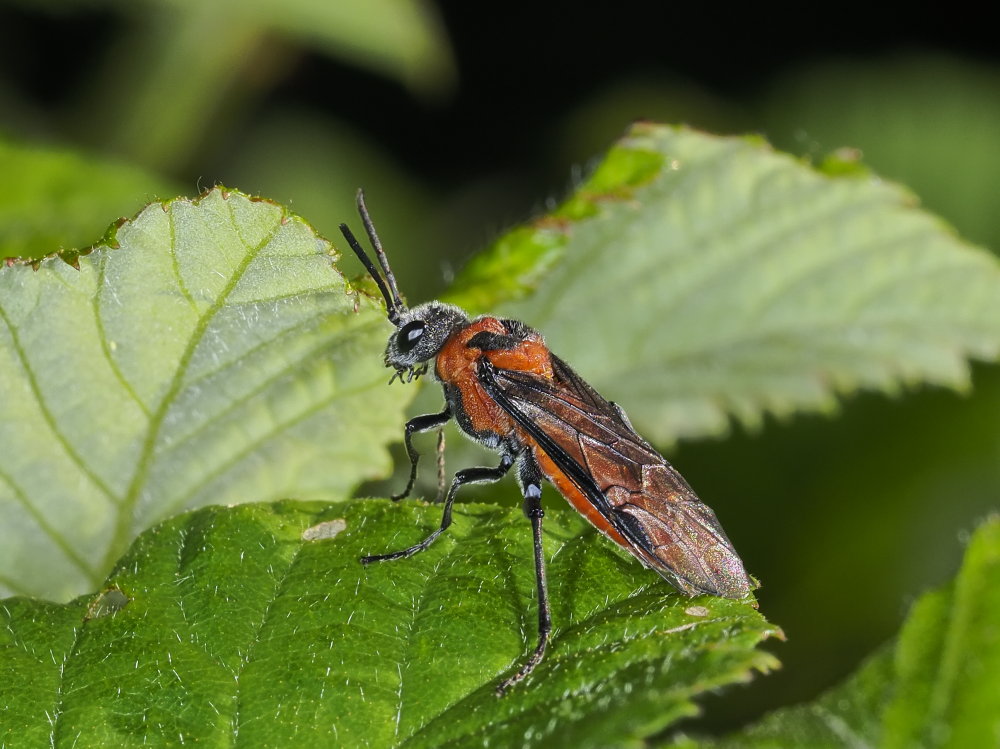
[225,111,442,301]
[0,138,174,260]
[153,0,455,95]
[86,0,453,170]
[881,516,1000,748]
[0,499,779,747]
[228,0,456,95]
[672,646,895,748]
[762,54,1000,252]
[554,76,746,169]
[448,124,1000,444]
[0,188,410,600]
[672,515,1000,748]
[656,365,1000,728]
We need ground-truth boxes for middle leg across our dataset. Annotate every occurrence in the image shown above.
[361,453,515,564]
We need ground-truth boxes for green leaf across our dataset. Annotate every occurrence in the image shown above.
[247,0,455,95]
[0,188,410,601]
[0,500,779,747]
[448,124,1000,444]
[159,0,456,94]
[762,54,1000,252]
[883,516,1000,748]
[672,515,1000,748]
[0,138,174,260]
[85,1,453,171]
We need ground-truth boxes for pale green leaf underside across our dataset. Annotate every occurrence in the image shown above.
[0,500,779,748]
[674,515,1000,748]
[0,189,410,600]
[451,124,1000,443]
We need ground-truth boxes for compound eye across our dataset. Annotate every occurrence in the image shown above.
[398,320,426,353]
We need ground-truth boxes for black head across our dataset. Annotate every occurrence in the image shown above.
[340,190,469,383]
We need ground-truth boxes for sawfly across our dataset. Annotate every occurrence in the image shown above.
[340,190,752,695]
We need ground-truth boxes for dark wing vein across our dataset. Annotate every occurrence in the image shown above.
[477,357,751,599]
[492,361,664,469]
[476,360,656,552]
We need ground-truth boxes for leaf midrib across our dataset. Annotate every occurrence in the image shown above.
[156,375,386,522]
[229,540,306,744]
[105,204,284,570]
[919,529,987,744]
[153,300,378,453]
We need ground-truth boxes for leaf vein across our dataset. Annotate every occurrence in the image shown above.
[108,207,287,571]
[229,541,306,743]
[0,301,119,507]
[168,206,198,309]
[45,620,86,749]
[0,465,100,584]
[154,376,386,521]
[94,253,151,417]
[154,308,381,454]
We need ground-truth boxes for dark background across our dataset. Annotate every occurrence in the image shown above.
[3,0,999,735]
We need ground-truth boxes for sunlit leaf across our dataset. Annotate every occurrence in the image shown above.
[763,54,1000,251]
[0,500,779,747]
[0,188,410,600]
[448,124,1000,444]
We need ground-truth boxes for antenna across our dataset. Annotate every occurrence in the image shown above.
[339,189,406,325]
[359,190,405,311]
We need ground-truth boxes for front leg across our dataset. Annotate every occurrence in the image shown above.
[393,408,452,501]
[361,453,515,564]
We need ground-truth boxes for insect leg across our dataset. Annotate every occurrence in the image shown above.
[393,408,452,501]
[361,454,515,564]
[434,428,447,503]
[496,459,550,695]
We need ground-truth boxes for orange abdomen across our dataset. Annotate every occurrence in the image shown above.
[532,445,631,548]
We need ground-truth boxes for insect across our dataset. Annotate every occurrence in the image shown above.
[340,190,752,695]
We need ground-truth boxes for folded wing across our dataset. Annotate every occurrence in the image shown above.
[479,355,751,599]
